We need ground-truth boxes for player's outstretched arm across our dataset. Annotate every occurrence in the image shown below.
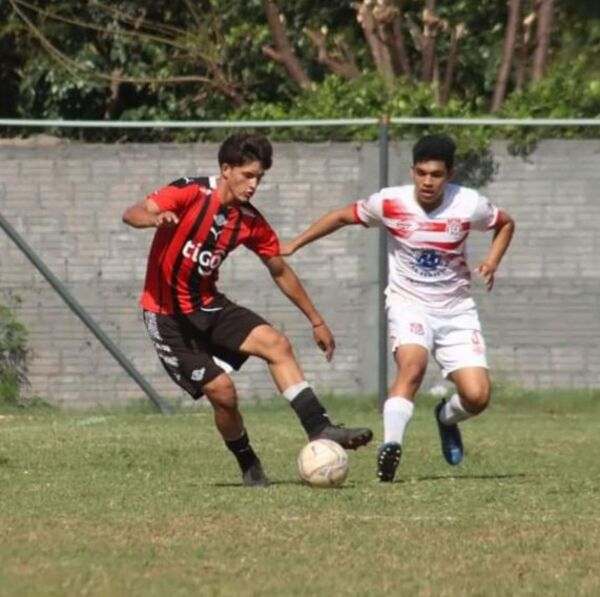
[475,210,516,291]
[262,255,335,361]
[280,204,358,256]
[122,199,179,229]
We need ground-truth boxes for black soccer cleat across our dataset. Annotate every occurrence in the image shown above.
[242,461,271,487]
[376,442,402,482]
[313,424,374,450]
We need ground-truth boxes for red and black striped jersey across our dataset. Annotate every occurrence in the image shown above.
[140,176,280,314]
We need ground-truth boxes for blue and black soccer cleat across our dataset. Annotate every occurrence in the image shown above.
[376,441,402,482]
[434,399,463,466]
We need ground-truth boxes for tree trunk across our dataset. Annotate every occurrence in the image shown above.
[390,8,412,79]
[421,1,437,82]
[261,0,312,90]
[491,0,523,113]
[355,1,395,82]
[305,29,360,80]
[531,0,555,82]
[440,24,464,105]
[515,10,535,91]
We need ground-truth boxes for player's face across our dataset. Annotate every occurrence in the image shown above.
[411,160,452,210]
[221,160,264,203]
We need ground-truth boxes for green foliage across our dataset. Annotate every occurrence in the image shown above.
[232,74,495,186]
[0,295,30,407]
[0,0,598,144]
[499,42,600,154]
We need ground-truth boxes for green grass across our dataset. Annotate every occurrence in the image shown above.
[1,391,599,596]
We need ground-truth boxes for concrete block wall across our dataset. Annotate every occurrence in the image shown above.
[0,138,598,407]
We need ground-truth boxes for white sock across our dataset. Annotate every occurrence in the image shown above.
[383,396,414,444]
[439,393,473,425]
[282,381,310,402]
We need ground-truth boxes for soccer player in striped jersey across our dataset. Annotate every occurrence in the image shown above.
[122,133,372,487]
[281,134,515,482]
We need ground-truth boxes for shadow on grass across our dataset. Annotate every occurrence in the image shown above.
[398,472,528,484]
[212,479,357,489]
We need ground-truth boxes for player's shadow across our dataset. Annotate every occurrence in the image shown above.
[212,479,357,489]
[212,474,527,487]
[397,472,528,484]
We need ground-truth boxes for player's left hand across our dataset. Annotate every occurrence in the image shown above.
[313,323,335,362]
[474,261,497,291]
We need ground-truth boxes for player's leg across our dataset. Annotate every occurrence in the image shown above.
[432,312,490,465]
[433,367,490,467]
[447,366,491,417]
[143,310,268,486]
[378,303,433,482]
[201,373,269,487]
[239,323,373,449]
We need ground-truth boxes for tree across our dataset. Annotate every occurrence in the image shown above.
[531,0,555,81]
[491,0,523,113]
[0,0,597,141]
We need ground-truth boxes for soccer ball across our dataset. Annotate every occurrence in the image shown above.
[297,439,349,488]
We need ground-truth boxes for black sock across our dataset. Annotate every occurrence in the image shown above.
[290,388,330,437]
[225,430,259,473]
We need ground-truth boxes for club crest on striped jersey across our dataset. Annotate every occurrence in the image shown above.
[213,213,228,227]
[445,217,463,237]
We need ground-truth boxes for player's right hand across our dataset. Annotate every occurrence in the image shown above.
[154,211,179,228]
[313,322,335,362]
[279,243,295,257]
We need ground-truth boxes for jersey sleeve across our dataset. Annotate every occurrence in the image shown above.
[244,216,281,258]
[146,181,200,214]
[470,193,499,231]
[354,191,384,227]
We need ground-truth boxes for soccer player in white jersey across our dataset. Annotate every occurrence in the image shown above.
[280,134,515,482]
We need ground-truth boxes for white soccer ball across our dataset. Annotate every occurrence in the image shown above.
[298,439,349,488]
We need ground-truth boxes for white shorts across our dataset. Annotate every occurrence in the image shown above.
[387,300,488,378]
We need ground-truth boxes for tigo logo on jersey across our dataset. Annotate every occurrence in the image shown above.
[182,241,226,276]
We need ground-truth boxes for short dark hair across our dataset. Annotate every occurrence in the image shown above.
[412,134,456,170]
[218,133,273,170]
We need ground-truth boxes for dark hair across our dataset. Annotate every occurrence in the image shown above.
[412,134,456,170]
[217,133,273,170]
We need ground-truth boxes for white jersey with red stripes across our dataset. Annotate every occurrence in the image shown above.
[354,183,499,312]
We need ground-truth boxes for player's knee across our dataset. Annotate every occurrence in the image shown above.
[203,374,238,411]
[266,331,294,361]
[460,384,491,414]
[398,361,427,385]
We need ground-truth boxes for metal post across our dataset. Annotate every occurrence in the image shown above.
[0,212,172,414]
[378,117,390,410]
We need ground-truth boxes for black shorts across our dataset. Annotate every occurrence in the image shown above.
[143,297,269,399]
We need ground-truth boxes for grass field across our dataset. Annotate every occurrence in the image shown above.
[1,390,599,596]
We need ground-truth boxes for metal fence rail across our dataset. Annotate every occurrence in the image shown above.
[0,117,598,128]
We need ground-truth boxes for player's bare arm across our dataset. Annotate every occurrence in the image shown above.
[280,204,358,256]
[122,199,179,229]
[475,210,516,291]
[262,255,335,361]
